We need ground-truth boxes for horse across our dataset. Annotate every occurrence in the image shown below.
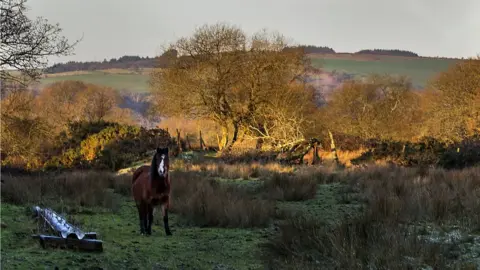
[131,147,172,236]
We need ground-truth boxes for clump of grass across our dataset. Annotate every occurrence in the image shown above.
[263,165,480,269]
[263,172,317,201]
[170,171,275,228]
[350,166,480,226]
[263,213,447,270]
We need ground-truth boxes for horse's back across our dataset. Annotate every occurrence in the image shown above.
[132,165,150,184]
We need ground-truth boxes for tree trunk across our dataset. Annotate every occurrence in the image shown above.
[176,129,182,154]
[199,130,207,151]
[224,123,239,152]
[328,130,339,164]
[185,132,192,151]
[312,141,319,165]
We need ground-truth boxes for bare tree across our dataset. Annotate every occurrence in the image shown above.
[0,0,80,89]
[151,23,311,151]
[79,85,119,122]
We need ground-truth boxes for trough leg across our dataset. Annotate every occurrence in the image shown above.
[162,204,172,236]
[146,204,153,235]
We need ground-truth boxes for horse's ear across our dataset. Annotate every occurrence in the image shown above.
[156,147,161,153]
[164,147,169,154]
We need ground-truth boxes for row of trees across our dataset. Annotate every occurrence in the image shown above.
[44,55,167,73]
[150,22,480,152]
[1,0,478,168]
[355,49,418,57]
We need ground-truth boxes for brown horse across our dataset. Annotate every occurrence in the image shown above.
[131,147,172,236]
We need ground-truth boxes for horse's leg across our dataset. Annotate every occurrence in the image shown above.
[137,202,147,235]
[146,204,153,235]
[162,203,172,236]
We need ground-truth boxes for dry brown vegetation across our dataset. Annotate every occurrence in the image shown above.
[2,155,479,268]
[1,170,131,212]
[263,172,318,201]
[170,171,275,228]
[1,163,321,228]
[264,165,480,270]
[264,213,449,270]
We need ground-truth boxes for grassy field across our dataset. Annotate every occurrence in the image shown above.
[37,54,459,93]
[310,55,458,88]
[38,71,150,93]
[2,152,479,269]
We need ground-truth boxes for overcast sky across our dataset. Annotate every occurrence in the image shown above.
[27,0,480,64]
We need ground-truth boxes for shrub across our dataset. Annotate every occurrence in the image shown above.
[350,136,480,170]
[351,137,446,167]
[44,121,172,171]
[438,135,480,169]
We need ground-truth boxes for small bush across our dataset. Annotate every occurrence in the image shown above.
[263,172,317,201]
[170,171,275,228]
[438,136,480,169]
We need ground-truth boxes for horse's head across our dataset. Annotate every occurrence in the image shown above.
[151,147,169,178]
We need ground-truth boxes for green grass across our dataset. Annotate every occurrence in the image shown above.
[1,201,267,269]
[311,57,458,88]
[0,180,356,269]
[38,56,459,93]
[39,71,149,93]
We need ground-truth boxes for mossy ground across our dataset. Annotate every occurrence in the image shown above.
[1,181,356,270]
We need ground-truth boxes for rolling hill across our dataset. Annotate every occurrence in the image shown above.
[35,53,460,93]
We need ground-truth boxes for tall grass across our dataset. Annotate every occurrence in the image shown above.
[170,171,275,228]
[263,165,480,269]
[1,170,131,212]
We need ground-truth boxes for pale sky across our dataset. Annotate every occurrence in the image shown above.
[27,0,480,64]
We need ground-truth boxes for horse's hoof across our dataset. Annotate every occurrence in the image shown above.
[166,231,172,236]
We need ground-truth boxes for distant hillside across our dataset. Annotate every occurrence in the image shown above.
[45,50,177,74]
[37,47,460,95]
[44,47,443,74]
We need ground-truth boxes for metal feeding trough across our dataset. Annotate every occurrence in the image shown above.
[31,206,103,252]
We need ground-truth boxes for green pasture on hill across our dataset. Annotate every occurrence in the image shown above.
[38,57,458,92]
[39,71,150,93]
[310,57,458,88]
